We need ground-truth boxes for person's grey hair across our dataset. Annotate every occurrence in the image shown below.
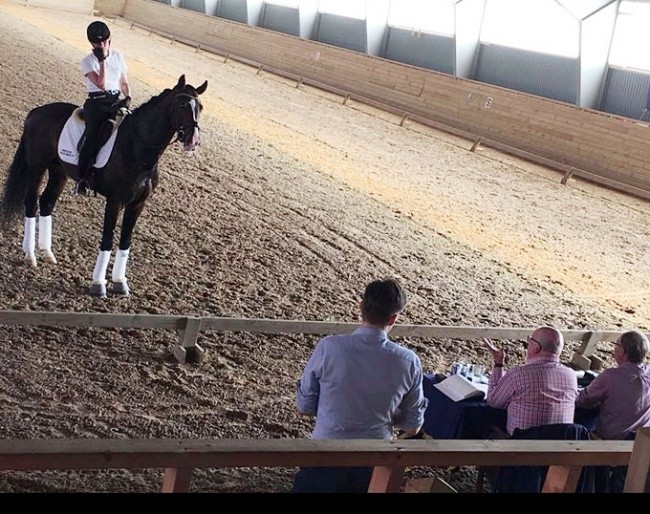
[534,326,564,355]
[619,330,649,363]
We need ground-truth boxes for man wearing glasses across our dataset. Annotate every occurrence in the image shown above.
[482,326,577,436]
[575,330,650,492]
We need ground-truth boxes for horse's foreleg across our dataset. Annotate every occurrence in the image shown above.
[22,217,37,268]
[90,249,112,298]
[90,199,122,298]
[112,248,130,296]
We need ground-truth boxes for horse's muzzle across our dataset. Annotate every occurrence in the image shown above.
[180,126,200,151]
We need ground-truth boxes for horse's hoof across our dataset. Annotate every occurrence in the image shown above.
[24,254,37,268]
[90,282,107,298]
[112,281,130,297]
[42,251,57,264]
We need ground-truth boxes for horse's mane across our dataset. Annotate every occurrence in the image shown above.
[129,87,174,116]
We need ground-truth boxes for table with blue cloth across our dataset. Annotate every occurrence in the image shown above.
[422,373,598,439]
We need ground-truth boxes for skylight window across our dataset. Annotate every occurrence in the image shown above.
[318,0,366,20]
[480,0,579,57]
[387,0,455,36]
[609,1,650,71]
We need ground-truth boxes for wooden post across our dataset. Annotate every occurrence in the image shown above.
[162,467,193,493]
[561,167,576,185]
[296,78,303,88]
[542,465,582,492]
[570,331,603,370]
[256,65,264,75]
[470,138,483,152]
[172,317,204,364]
[224,55,230,63]
[368,465,404,493]
[343,93,351,105]
[399,113,409,127]
[625,427,650,492]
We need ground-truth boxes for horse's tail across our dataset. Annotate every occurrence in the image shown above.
[1,135,29,228]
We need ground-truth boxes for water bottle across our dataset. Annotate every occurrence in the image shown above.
[459,362,468,378]
[451,362,460,375]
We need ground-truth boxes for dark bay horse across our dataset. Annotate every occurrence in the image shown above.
[1,75,208,298]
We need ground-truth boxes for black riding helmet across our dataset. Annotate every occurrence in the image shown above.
[87,21,110,43]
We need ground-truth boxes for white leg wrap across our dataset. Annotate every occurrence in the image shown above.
[38,215,53,252]
[92,250,112,284]
[22,217,36,253]
[112,248,130,283]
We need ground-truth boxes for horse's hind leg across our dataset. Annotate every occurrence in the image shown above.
[22,169,47,268]
[111,196,148,297]
[36,163,67,264]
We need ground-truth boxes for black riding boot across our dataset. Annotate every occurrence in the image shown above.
[76,144,95,196]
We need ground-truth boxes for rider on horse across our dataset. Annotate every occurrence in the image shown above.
[77,21,131,196]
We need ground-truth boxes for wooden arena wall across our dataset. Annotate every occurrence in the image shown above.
[96,0,650,196]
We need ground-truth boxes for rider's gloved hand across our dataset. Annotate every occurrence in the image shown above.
[92,47,105,62]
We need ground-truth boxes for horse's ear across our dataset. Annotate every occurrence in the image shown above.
[176,75,186,89]
[196,81,208,95]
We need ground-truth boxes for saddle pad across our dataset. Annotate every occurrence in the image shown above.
[58,108,125,168]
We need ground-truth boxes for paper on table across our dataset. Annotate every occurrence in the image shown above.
[434,374,488,402]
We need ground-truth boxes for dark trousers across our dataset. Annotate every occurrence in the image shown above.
[594,431,637,493]
[291,466,373,493]
[78,94,118,180]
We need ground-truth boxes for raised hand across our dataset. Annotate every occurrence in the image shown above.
[483,337,505,365]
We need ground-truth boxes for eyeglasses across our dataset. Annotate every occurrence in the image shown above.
[522,335,542,350]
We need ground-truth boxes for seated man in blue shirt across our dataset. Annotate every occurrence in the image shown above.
[291,278,428,493]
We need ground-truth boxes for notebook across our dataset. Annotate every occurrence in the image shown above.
[433,374,488,402]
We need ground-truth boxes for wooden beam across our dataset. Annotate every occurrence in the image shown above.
[0,438,633,471]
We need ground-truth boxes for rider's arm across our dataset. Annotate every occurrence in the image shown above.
[85,60,106,91]
[119,71,130,98]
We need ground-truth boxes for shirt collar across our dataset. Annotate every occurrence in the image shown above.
[352,326,388,341]
[526,355,560,364]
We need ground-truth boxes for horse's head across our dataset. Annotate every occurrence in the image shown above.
[170,75,208,151]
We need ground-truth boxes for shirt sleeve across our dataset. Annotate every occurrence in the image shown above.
[393,356,428,432]
[295,340,324,415]
[576,371,608,409]
[486,365,515,409]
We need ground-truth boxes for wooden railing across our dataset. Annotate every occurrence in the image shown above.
[2,310,649,492]
[0,436,645,493]
[0,310,642,367]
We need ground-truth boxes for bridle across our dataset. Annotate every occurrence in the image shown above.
[169,91,202,146]
[127,90,202,149]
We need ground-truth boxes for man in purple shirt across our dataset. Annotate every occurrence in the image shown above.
[576,329,650,492]
[291,278,428,493]
[483,326,577,436]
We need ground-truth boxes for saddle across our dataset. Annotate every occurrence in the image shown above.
[76,97,132,154]
[58,100,130,172]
